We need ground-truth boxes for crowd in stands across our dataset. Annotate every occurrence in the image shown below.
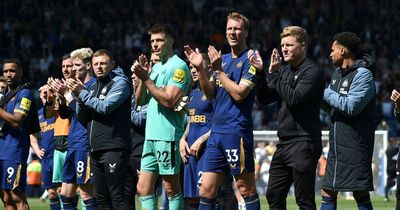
[0,0,399,132]
[0,0,400,124]
[2,0,399,199]
[0,0,400,136]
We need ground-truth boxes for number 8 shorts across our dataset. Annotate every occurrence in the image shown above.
[202,132,255,175]
[62,150,91,184]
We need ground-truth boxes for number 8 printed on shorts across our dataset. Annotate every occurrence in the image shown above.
[77,161,85,173]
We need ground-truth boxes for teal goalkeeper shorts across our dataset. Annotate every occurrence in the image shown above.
[140,140,181,175]
[52,149,67,183]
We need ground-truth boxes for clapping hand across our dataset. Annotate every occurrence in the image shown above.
[131,54,150,81]
[248,49,264,72]
[208,45,222,72]
[391,89,400,110]
[47,77,68,95]
[65,78,85,96]
[269,48,282,73]
[184,45,204,69]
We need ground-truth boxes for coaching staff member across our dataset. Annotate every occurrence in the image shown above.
[256,26,325,210]
[66,49,132,210]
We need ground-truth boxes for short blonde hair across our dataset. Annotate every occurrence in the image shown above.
[280,26,308,45]
[227,12,249,31]
[70,48,93,62]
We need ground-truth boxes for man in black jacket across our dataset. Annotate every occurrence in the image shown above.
[257,26,325,210]
[67,49,132,210]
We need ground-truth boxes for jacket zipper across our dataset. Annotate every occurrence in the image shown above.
[89,83,102,152]
[332,76,342,190]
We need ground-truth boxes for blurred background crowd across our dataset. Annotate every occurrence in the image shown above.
[0,0,399,195]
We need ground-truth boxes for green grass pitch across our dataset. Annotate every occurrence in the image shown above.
[27,195,395,210]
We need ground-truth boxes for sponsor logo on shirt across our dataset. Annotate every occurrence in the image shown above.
[249,66,256,75]
[339,88,348,95]
[215,79,223,87]
[19,98,31,111]
[40,122,54,132]
[109,163,116,173]
[173,69,186,84]
[190,115,206,123]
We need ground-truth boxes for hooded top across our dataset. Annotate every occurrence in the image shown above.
[322,54,376,191]
[76,67,133,152]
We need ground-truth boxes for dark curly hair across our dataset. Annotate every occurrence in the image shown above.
[333,32,361,58]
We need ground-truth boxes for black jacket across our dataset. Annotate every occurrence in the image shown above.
[256,58,325,143]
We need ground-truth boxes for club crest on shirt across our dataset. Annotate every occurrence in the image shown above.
[201,94,207,101]
[236,61,242,68]
[101,87,107,94]
[99,87,108,99]
[342,79,349,88]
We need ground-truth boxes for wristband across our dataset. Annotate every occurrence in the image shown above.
[64,92,73,103]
